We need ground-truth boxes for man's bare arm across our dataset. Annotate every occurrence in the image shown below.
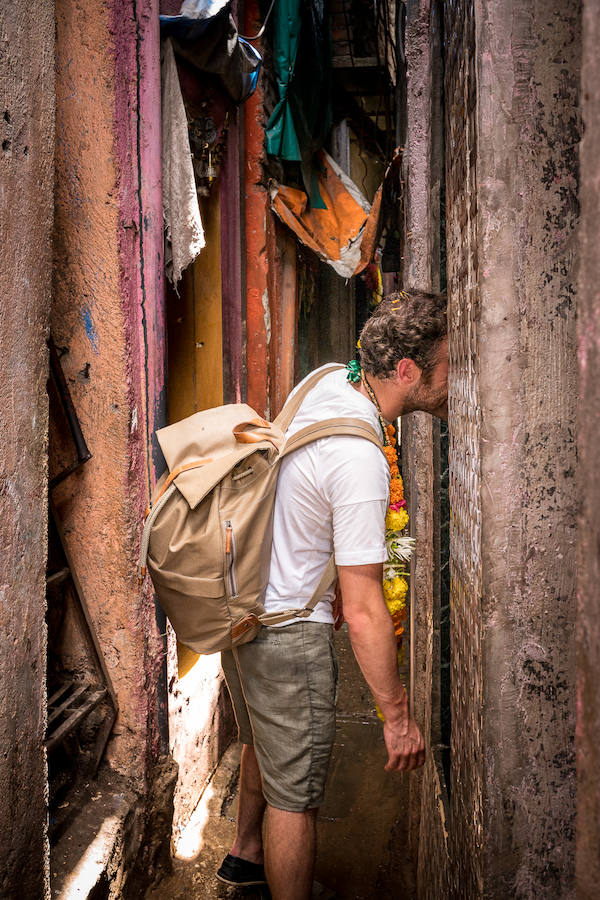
[338,562,425,772]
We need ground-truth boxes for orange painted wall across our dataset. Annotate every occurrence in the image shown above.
[52,0,165,781]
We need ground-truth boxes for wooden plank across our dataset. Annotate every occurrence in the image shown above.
[279,228,297,412]
[192,192,223,412]
[46,689,108,752]
[47,680,74,708]
[333,55,378,68]
[47,682,90,726]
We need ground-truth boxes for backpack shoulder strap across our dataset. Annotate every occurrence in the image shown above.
[258,555,337,627]
[273,364,345,432]
[280,416,384,459]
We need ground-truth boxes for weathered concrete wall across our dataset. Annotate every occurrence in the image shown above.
[410,1,579,897]
[0,4,55,897]
[52,0,167,786]
[476,1,579,895]
[576,0,600,895]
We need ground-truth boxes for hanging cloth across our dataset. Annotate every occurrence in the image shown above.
[161,38,206,287]
[265,0,302,161]
[160,0,262,105]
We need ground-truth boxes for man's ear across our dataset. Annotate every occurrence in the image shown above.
[396,358,422,385]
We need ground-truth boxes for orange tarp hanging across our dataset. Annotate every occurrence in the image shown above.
[270,149,373,278]
[270,148,404,280]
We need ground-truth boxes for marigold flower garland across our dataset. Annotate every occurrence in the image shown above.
[347,358,414,719]
[380,422,412,651]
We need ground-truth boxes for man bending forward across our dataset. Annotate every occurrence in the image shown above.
[219,290,448,899]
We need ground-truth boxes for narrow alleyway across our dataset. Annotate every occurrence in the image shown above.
[146,629,415,900]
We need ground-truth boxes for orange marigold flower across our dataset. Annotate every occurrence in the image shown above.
[384,446,396,464]
[390,480,404,503]
[389,464,400,479]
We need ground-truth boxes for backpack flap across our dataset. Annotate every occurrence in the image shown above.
[155,404,285,509]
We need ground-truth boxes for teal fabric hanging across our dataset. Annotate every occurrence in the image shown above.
[266,0,332,208]
[265,0,302,160]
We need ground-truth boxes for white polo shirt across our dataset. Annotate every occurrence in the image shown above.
[264,365,390,625]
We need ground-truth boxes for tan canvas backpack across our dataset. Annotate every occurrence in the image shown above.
[138,364,384,654]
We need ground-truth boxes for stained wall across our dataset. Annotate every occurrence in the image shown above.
[576,0,600,894]
[476,1,579,894]
[444,0,484,894]
[0,3,55,897]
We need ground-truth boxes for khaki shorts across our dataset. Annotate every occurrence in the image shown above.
[221,622,338,812]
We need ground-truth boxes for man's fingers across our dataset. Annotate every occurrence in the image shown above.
[385,746,427,772]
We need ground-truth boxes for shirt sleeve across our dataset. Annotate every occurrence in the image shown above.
[319,436,390,566]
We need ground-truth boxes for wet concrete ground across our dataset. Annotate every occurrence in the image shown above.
[146,627,415,899]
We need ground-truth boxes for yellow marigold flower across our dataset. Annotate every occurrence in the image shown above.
[386,507,409,533]
[383,576,408,609]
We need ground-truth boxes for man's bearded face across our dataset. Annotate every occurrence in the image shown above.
[405,338,448,415]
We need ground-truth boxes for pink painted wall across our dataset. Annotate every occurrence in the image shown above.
[53,0,167,781]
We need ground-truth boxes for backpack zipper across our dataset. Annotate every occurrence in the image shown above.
[225,520,238,597]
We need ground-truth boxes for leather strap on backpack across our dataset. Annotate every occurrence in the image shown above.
[273,364,345,432]
[280,416,384,458]
[257,554,338,627]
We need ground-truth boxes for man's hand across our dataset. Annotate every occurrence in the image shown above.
[338,563,427,773]
[383,709,426,772]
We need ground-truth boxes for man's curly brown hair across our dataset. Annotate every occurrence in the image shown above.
[358,289,447,380]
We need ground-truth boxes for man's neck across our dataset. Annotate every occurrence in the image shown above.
[354,375,405,423]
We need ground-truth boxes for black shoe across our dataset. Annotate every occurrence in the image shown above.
[216,853,267,887]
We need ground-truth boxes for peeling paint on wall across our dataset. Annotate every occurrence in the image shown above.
[81,304,99,352]
[262,288,271,346]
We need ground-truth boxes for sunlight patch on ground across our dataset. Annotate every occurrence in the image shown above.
[55,814,120,898]
[173,780,216,860]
